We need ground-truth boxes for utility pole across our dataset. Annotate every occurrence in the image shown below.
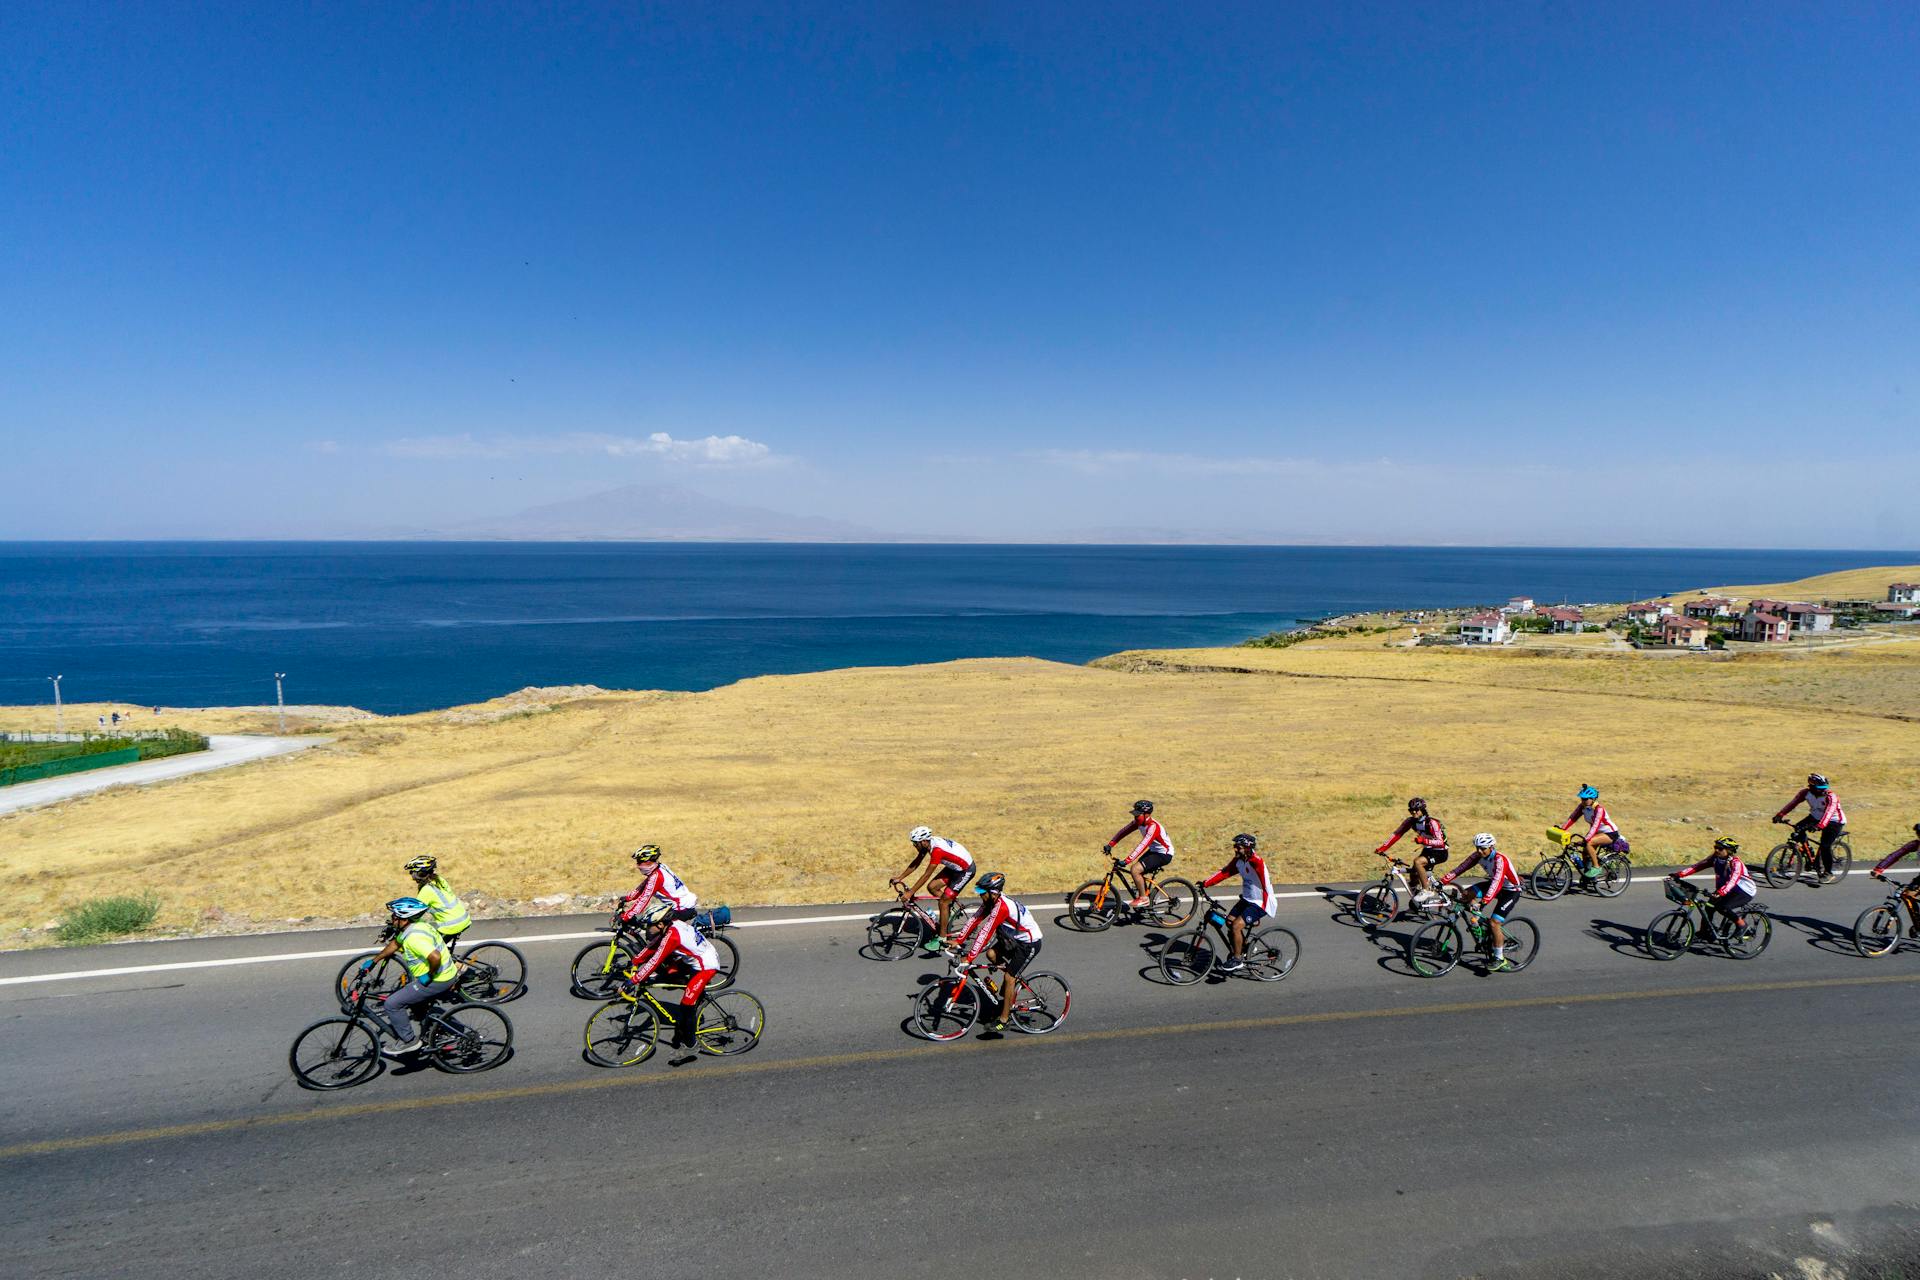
[274,673,287,734]
[49,674,63,735]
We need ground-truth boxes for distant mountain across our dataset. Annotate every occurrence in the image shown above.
[432,484,890,542]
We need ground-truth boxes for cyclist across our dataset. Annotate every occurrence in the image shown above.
[948,871,1044,1033]
[1667,836,1757,942]
[625,908,722,1067]
[1438,833,1521,972]
[1200,833,1275,973]
[1561,785,1625,879]
[1374,796,1448,901]
[618,843,698,924]
[359,897,458,1057]
[1773,773,1848,881]
[891,825,976,953]
[1869,822,1920,938]
[1104,799,1176,908]
[403,855,471,954]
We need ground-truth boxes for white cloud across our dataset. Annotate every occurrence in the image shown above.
[383,431,775,467]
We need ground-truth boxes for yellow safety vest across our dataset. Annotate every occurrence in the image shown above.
[419,878,471,935]
[398,922,457,984]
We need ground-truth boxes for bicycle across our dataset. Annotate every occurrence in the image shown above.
[863,889,968,961]
[1852,876,1920,958]
[569,905,740,999]
[910,952,1072,1041]
[1763,820,1853,889]
[1157,888,1300,985]
[1644,879,1772,960]
[582,979,766,1067]
[1065,855,1196,932]
[291,976,514,1090]
[334,926,528,1013]
[1405,888,1539,978]
[1528,827,1631,900]
[1354,855,1448,927]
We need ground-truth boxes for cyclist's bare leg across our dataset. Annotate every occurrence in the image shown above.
[1408,857,1432,894]
[1228,914,1247,961]
[1902,886,1920,936]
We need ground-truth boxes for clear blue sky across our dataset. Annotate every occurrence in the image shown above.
[3,2,1915,545]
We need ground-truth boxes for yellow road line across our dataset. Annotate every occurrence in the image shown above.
[6,971,1913,1161]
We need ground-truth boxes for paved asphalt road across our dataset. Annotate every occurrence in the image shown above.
[6,872,1920,1279]
[0,735,325,815]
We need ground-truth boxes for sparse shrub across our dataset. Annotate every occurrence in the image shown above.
[55,893,161,944]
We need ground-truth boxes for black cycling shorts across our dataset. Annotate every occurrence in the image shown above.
[931,863,976,897]
[1228,899,1269,926]
[1137,849,1172,874]
[1416,847,1449,867]
[996,935,1041,977]
[1486,886,1521,921]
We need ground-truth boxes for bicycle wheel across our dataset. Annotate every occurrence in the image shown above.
[1529,857,1573,902]
[569,938,636,1000]
[1854,904,1903,958]
[862,910,926,961]
[912,980,981,1041]
[1824,839,1854,883]
[428,1002,513,1073]
[1406,921,1462,978]
[455,942,527,1003]
[1645,909,1694,960]
[1719,909,1771,960]
[1354,882,1399,927]
[584,998,661,1067]
[1158,927,1219,985]
[1145,878,1197,928]
[1243,926,1301,982]
[1497,918,1539,971]
[706,934,740,991]
[1010,971,1070,1034]
[1763,843,1800,889]
[1593,853,1632,899]
[289,1016,383,1090]
[335,952,406,1013]
[1066,882,1119,933]
[695,989,764,1056]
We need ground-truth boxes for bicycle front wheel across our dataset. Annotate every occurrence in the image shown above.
[1854,904,1903,958]
[1146,878,1197,928]
[335,952,406,1013]
[1645,909,1693,960]
[912,980,980,1041]
[706,934,740,991]
[1529,857,1572,901]
[290,1016,383,1090]
[1066,882,1119,933]
[1593,853,1632,898]
[1825,839,1854,883]
[862,910,925,961]
[1497,918,1539,971]
[1354,882,1399,927]
[1243,926,1301,982]
[1763,844,1800,889]
[695,989,764,1056]
[1010,971,1071,1034]
[1158,927,1219,985]
[569,938,636,1000]
[584,998,660,1067]
[456,941,527,1003]
[1720,909,1771,959]
[428,1002,513,1073]
[1406,921,1462,978]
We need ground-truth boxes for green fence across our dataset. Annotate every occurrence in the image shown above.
[0,747,141,788]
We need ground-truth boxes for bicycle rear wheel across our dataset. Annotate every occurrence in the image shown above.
[427,1002,513,1073]
[1010,971,1070,1034]
[1354,881,1399,927]
[1762,844,1800,889]
[1854,904,1902,958]
[862,910,926,961]
[912,980,980,1041]
[1145,878,1197,928]
[569,938,636,1000]
[289,1016,383,1090]
[1529,857,1572,901]
[1593,853,1632,898]
[1719,909,1771,959]
[1824,839,1853,883]
[1158,927,1219,985]
[695,989,764,1056]
[706,934,740,991]
[1066,882,1119,933]
[1497,918,1539,971]
[1243,927,1300,982]
[335,952,406,1013]
[584,998,660,1067]
[1645,909,1693,960]
[456,941,528,1003]
[1406,921,1462,978]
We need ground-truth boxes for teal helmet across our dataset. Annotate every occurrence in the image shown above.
[386,896,430,920]
[1578,785,1599,801]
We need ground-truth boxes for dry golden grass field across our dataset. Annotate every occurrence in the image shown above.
[3,568,1918,942]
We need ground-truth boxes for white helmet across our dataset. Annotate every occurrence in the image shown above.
[1473,832,1496,850]
[909,825,933,843]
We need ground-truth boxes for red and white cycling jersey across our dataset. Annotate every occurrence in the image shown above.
[1775,788,1846,829]
[926,836,973,874]
[955,895,1043,961]
[623,863,698,920]
[1674,854,1754,898]
[1873,840,1920,876]
[1566,802,1619,839]
[627,919,719,982]
[1204,853,1276,915]
[1442,849,1520,898]
[1108,817,1175,865]
[1382,813,1447,851]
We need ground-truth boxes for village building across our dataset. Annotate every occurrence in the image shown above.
[1534,605,1586,634]
[1459,612,1511,645]
[1778,601,1834,634]
[1890,583,1920,604]
[1501,596,1535,615]
[1660,615,1712,649]
[1624,601,1673,623]
[1737,611,1790,643]
[1683,596,1737,619]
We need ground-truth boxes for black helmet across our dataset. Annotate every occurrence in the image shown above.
[1407,797,1427,813]
[1713,836,1741,855]
[1912,822,1920,839]
[975,871,1006,896]
[1808,773,1829,790]
[1132,799,1154,816]
[1232,833,1257,851]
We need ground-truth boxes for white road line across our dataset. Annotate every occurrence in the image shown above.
[0,871,1874,989]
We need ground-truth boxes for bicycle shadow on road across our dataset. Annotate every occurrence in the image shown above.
[1764,908,1859,956]
[1318,886,1370,929]
[1586,918,1656,960]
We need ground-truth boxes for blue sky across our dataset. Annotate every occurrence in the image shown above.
[2,2,1915,545]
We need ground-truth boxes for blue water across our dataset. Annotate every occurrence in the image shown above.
[0,543,1905,714]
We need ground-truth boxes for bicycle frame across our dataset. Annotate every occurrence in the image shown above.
[1085,860,1172,912]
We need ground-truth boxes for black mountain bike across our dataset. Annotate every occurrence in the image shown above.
[334,925,528,1012]
[1157,888,1300,985]
[1852,876,1920,958]
[1644,879,1771,960]
[291,978,514,1090]
[1405,889,1539,978]
[1763,821,1853,889]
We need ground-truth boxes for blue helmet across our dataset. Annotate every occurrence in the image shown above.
[386,896,430,920]
[1578,785,1599,801]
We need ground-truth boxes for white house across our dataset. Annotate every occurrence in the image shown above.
[1890,583,1920,604]
[1684,597,1737,619]
[1501,596,1534,614]
[1779,602,1834,634]
[1460,612,1512,645]
[1624,601,1674,623]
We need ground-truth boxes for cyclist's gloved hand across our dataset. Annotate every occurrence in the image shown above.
[359,959,376,972]
[1373,845,1389,855]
